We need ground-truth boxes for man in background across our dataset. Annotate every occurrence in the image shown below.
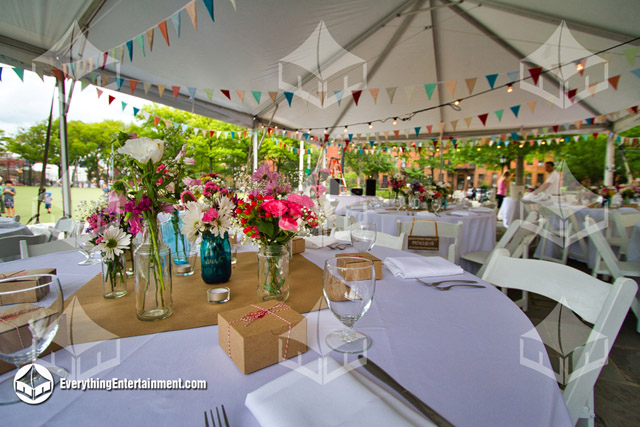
[532,161,560,197]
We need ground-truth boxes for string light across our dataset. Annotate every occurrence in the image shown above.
[324,128,328,134]
[393,118,398,125]
[454,99,461,106]
[368,122,373,129]
[576,63,584,71]
[344,126,348,132]
[507,84,513,93]
[541,140,546,145]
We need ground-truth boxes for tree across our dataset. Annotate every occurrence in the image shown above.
[67,120,125,184]
[6,121,61,184]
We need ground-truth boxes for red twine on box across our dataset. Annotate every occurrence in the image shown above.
[0,306,42,349]
[227,303,292,360]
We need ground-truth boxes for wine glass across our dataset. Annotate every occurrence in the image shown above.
[350,222,377,252]
[75,230,100,266]
[323,257,376,353]
[0,274,64,404]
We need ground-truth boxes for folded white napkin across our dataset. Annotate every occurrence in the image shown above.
[333,230,352,241]
[448,211,472,217]
[304,235,340,249]
[384,256,463,279]
[416,211,437,217]
[245,357,433,427]
[470,207,493,213]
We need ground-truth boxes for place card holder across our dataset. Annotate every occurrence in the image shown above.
[407,219,439,251]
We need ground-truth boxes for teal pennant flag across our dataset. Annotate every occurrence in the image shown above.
[12,67,24,81]
[252,91,262,104]
[510,105,520,118]
[202,0,214,21]
[171,11,181,38]
[334,90,343,106]
[495,109,504,122]
[486,74,498,89]
[126,40,133,61]
[424,83,436,100]
[132,107,140,116]
[283,91,294,107]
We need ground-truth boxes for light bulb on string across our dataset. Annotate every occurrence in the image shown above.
[454,99,460,106]
[344,126,348,132]
[507,84,513,93]
[393,118,397,125]
[576,62,584,71]
[368,122,373,129]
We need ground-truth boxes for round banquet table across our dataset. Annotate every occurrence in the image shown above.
[0,247,570,426]
[327,194,378,216]
[0,218,32,238]
[345,207,496,268]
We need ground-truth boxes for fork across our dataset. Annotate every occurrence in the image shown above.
[204,405,229,427]
[416,278,485,290]
[416,278,479,287]
[430,283,486,291]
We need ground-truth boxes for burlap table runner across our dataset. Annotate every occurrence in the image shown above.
[0,252,326,374]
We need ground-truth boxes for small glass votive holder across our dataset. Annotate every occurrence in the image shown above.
[231,243,238,265]
[207,287,230,304]
[174,246,198,277]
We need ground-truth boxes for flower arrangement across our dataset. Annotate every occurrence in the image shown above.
[389,172,406,198]
[599,186,615,198]
[618,185,639,202]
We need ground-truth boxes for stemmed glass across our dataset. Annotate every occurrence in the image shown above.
[75,227,100,266]
[350,222,377,252]
[0,274,64,404]
[323,257,376,353]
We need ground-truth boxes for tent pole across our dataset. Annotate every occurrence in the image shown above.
[58,79,72,218]
[298,141,305,191]
[604,133,615,186]
[252,127,258,172]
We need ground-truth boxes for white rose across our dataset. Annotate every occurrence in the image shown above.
[117,137,165,164]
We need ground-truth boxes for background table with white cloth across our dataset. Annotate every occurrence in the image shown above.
[0,246,570,426]
[0,218,32,238]
[627,223,640,263]
[327,194,378,215]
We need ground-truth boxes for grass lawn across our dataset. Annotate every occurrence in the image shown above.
[5,186,104,224]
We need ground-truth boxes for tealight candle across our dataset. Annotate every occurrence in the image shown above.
[176,264,193,275]
[207,287,230,304]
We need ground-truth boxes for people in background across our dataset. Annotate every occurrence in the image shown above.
[532,161,560,197]
[44,190,53,213]
[497,170,511,208]
[3,180,16,218]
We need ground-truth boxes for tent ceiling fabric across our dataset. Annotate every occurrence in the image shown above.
[1,0,639,139]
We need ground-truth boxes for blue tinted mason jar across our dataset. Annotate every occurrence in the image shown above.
[200,231,231,284]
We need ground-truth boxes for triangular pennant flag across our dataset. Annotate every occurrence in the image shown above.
[352,90,362,106]
[424,83,436,100]
[128,79,138,94]
[116,77,124,91]
[283,91,294,107]
[108,95,115,105]
[146,28,154,52]
[527,100,537,114]
[485,74,498,89]
[495,109,504,122]
[438,122,446,132]
[235,90,244,103]
[230,0,237,11]
[80,79,90,91]
[187,87,196,100]
[631,68,640,80]
[133,107,140,116]
[386,87,397,103]
[607,75,621,90]
[89,72,97,84]
[154,116,161,126]
[12,67,24,81]
[404,86,415,102]
[574,120,582,129]
[631,105,639,114]
[252,90,261,104]
[334,90,343,106]
[369,88,379,104]
[171,11,181,38]
[203,88,213,101]
[393,130,400,139]
[586,82,598,96]
[136,34,146,57]
[121,101,127,111]
[157,84,166,98]
[464,78,477,95]
[623,47,638,66]
[164,119,172,128]
[171,86,180,99]
[102,51,109,69]
[158,21,170,46]
[462,117,471,128]
[202,0,214,21]
[510,105,520,118]
[586,117,594,125]
[444,80,457,98]
[528,67,543,85]
[143,81,151,94]
[51,68,63,82]
[478,113,489,126]
[450,120,458,131]
[426,125,433,134]
[220,89,231,100]
[101,75,110,87]
[268,91,277,104]
[414,127,421,137]
[186,1,197,30]
[506,71,519,82]
[552,125,559,133]
[566,88,577,101]
[126,40,133,61]
[96,88,103,98]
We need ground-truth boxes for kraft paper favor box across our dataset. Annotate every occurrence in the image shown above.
[0,303,57,353]
[291,237,306,255]
[0,269,56,305]
[335,253,382,280]
[218,301,307,374]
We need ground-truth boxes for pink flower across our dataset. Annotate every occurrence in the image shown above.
[166,182,175,193]
[262,200,288,217]
[128,215,143,235]
[287,194,314,209]
[95,236,103,244]
[107,191,127,214]
[278,215,298,231]
[202,208,219,222]
[183,157,196,165]
[285,201,303,218]
[181,190,197,204]
[183,177,201,187]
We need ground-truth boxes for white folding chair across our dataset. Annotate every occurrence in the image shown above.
[538,207,589,264]
[331,215,356,231]
[49,217,78,241]
[20,239,76,258]
[397,220,462,263]
[482,250,637,427]
[373,231,405,250]
[0,234,48,262]
[607,211,640,260]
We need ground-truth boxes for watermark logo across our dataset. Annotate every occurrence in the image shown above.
[14,363,54,404]
[520,21,608,108]
[279,21,367,109]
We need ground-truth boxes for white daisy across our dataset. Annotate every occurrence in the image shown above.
[216,195,234,218]
[95,226,131,260]
[210,214,232,237]
[182,202,205,242]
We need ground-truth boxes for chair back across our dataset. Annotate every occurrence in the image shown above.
[21,239,76,258]
[482,250,637,426]
[397,220,463,262]
[374,231,405,250]
[0,234,48,261]
[51,218,79,240]
[585,216,623,279]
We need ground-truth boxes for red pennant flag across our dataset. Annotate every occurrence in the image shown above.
[552,125,559,133]
[608,75,621,90]
[129,79,138,94]
[426,125,432,134]
[158,21,170,46]
[51,68,64,82]
[96,88,103,98]
[631,105,639,114]
[393,130,400,138]
[592,133,599,139]
[108,95,115,105]
[566,88,577,101]
[210,130,215,138]
[352,90,362,106]
[528,67,543,85]
[324,134,329,142]
[268,128,273,135]
[529,140,534,146]
[154,116,161,126]
[478,113,488,126]
[171,86,180,99]
[102,52,108,70]
[221,89,231,100]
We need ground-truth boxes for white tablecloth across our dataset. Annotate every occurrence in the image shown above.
[0,220,32,237]
[498,197,518,227]
[0,248,570,426]
[328,195,378,216]
[346,208,496,268]
[628,224,640,263]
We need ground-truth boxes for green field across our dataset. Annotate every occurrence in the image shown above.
[3,186,104,224]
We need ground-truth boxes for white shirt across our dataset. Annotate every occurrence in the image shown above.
[544,170,560,195]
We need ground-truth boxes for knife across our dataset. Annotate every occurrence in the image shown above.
[358,355,454,427]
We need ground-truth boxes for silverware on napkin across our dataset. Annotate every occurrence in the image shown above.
[358,356,454,427]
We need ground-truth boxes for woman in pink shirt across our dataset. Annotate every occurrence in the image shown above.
[497,170,511,208]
